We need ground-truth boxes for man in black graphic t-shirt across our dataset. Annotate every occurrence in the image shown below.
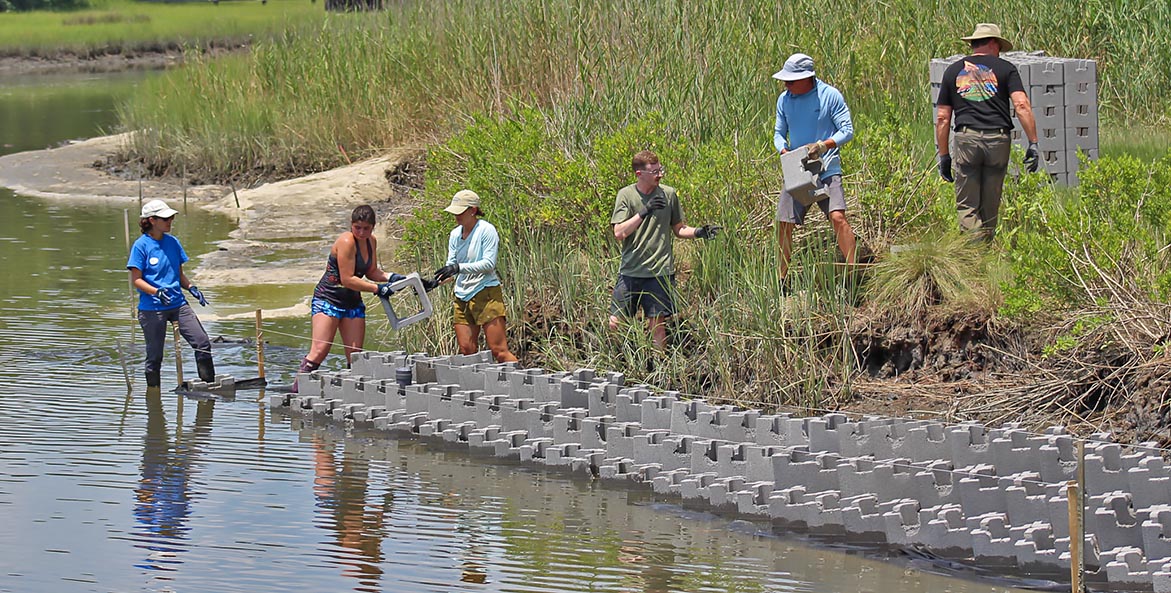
[936,23,1039,241]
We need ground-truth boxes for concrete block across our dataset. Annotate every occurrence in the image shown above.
[841,495,895,541]
[780,145,830,206]
[500,398,536,432]
[640,394,676,430]
[1013,522,1063,570]
[603,422,640,461]
[1030,61,1064,86]
[838,419,895,459]
[1089,491,1146,551]
[1030,84,1064,109]
[895,422,949,462]
[544,442,582,466]
[767,487,844,532]
[1142,506,1171,561]
[1003,472,1056,527]
[614,386,652,423]
[448,390,482,424]
[956,465,1005,517]
[341,376,369,405]
[551,408,588,446]
[1066,124,1099,150]
[807,413,849,454]
[529,370,569,403]
[411,356,439,385]
[481,363,516,395]
[587,382,620,417]
[1066,102,1098,129]
[948,424,994,468]
[971,513,1017,565]
[1086,442,1126,497]
[1038,146,1068,174]
[921,505,974,554]
[772,449,841,493]
[1103,547,1153,586]
[1033,102,1065,131]
[473,394,506,428]
[754,414,809,448]
[1130,457,1171,509]
[736,482,773,516]
[508,367,545,400]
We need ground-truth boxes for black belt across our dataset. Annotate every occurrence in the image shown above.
[955,125,1010,135]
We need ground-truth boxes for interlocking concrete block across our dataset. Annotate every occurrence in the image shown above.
[956,464,1005,517]
[635,432,694,471]
[780,145,830,206]
[341,376,370,405]
[1003,472,1057,527]
[754,414,810,448]
[971,513,1017,565]
[587,382,620,417]
[1033,102,1065,132]
[508,367,545,400]
[1030,61,1064,86]
[448,390,483,424]
[500,398,536,432]
[492,430,530,458]
[838,457,922,503]
[1030,84,1065,109]
[841,495,895,541]
[807,413,849,453]
[767,486,843,531]
[689,438,725,476]
[1066,101,1098,129]
[551,408,588,446]
[651,468,689,495]
[1013,522,1062,570]
[839,419,896,459]
[440,421,477,444]
[772,450,842,493]
[1131,457,1171,509]
[422,384,460,419]
[1089,491,1147,551]
[991,430,1049,476]
[524,402,559,439]
[518,437,555,463]
[544,442,582,466]
[736,482,773,516]
[467,426,501,450]
[1086,442,1126,497]
[312,398,342,415]
[603,422,640,461]
[640,394,676,430]
[559,368,597,408]
[615,386,652,423]
[1142,506,1171,561]
[1066,125,1099,150]
[529,370,568,403]
[948,424,994,468]
[670,400,755,442]
[894,422,949,462]
[481,363,516,395]
[474,394,507,428]
[294,370,325,397]
[1103,546,1153,586]
[598,458,647,483]
[411,355,440,385]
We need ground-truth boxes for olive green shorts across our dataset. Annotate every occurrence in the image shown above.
[452,284,507,326]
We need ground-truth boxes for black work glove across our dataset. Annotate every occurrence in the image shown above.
[1023,142,1040,173]
[155,288,173,307]
[637,193,668,219]
[187,285,208,307]
[938,154,954,183]
[422,277,439,292]
[375,282,396,298]
[694,225,722,240]
[434,263,460,282]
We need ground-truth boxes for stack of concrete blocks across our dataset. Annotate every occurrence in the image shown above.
[929,52,1098,185]
[270,350,1171,591]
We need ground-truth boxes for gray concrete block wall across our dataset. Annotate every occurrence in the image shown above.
[270,350,1171,590]
[930,52,1098,185]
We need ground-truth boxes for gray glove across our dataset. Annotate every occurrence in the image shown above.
[638,193,667,219]
[694,225,721,240]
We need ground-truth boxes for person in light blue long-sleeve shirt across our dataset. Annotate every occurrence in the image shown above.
[772,53,858,281]
[433,189,518,363]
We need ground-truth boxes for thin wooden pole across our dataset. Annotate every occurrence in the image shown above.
[1067,479,1082,593]
[115,337,132,392]
[124,210,136,314]
[1075,440,1086,592]
[255,309,266,379]
[172,322,184,388]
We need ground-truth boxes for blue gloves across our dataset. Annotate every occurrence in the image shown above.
[155,288,173,307]
[188,285,208,306]
[375,282,396,298]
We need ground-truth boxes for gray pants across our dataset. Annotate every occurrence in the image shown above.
[954,129,1011,240]
[138,304,213,376]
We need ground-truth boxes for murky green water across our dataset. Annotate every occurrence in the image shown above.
[0,71,1036,593]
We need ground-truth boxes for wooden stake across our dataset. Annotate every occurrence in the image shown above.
[1074,440,1086,592]
[1068,479,1083,593]
[255,309,266,379]
[115,337,132,392]
[172,322,184,388]
[124,210,136,312]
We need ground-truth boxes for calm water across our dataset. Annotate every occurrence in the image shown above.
[0,72,1033,593]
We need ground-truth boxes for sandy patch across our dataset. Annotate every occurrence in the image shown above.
[0,133,419,295]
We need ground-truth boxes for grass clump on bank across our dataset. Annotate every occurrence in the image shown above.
[0,0,323,57]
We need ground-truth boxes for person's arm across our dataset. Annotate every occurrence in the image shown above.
[827,91,854,148]
[935,105,953,155]
[612,191,643,240]
[457,226,499,274]
[129,267,160,296]
[613,213,645,240]
[1011,91,1038,144]
[774,95,790,154]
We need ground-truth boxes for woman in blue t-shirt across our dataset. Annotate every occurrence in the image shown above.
[126,199,215,388]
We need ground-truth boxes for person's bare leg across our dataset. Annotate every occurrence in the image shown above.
[647,315,668,349]
[776,221,795,280]
[454,323,480,355]
[828,210,857,265]
[482,316,518,363]
[306,313,341,364]
[338,317,366,367]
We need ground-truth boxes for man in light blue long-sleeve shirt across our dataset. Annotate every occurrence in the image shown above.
[773,53,857,281]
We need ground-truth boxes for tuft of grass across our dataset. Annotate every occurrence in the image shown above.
[866,232,1007,323]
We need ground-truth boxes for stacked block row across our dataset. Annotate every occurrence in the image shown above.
[273,350,1171,591]
[930,51,1098,186]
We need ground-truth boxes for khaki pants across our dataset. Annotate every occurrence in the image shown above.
[954,129,1011,240]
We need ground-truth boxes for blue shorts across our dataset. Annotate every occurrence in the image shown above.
[610,274,677,318]
[311,297,366,319]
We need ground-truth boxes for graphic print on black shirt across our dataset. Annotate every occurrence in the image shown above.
[937,54,1023,132]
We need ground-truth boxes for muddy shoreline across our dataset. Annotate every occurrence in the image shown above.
[0,43,248,77]
[0,133,417,318]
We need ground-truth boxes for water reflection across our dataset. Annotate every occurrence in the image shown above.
[133,389,215,573]
[312,436,389,591]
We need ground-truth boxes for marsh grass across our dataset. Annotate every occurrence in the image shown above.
[0,0,323,57]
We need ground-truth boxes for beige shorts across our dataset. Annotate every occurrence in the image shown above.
[452,284,507,326]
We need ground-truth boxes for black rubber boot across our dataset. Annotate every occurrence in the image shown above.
[196,358,216,383]
[145,371,161,388]
[291,357,321,394]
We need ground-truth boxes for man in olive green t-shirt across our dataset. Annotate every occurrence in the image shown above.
[609,150,720,348]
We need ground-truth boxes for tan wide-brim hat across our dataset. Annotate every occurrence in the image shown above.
[961,23,1013,52]
[443,189,481,215]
